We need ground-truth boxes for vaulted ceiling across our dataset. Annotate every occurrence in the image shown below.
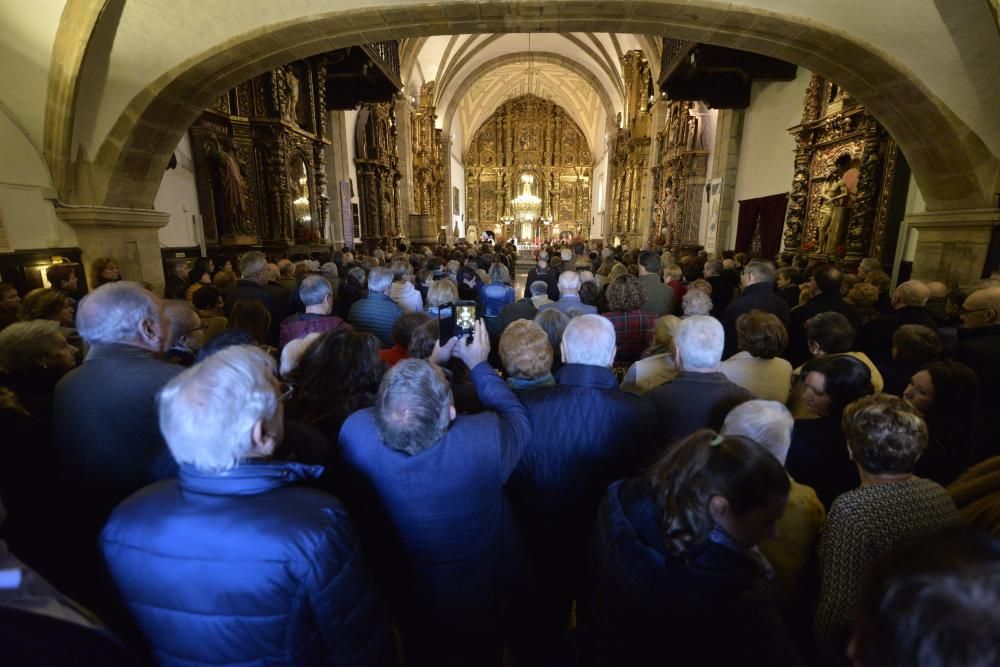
[400,33,662,157]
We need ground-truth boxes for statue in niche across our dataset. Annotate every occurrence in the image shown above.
[686,113,699,151]
[279,67,300,125]
[206,136,255,239]
[815,154,853,254]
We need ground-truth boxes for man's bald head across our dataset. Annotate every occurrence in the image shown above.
[893,280,931,308]
[925,281,948,299]
[962,287,1000,328]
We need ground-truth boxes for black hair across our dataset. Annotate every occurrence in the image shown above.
[644,430,790,556]
[801,354,874,418]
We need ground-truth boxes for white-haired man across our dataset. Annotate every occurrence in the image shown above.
[857,279,938,364]
[53,282,181,520]
[223,250,282,345]
[336,321,531,664]
[500,280,552,332]
[722,400,825,607]
[347,266,403,347]
[100,346,394,665]
[278,274,350,348]
[644,315,754,445]
[539,270,598,316]
[508,314,659,640]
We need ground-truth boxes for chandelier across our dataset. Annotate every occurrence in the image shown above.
[511,173,541,222]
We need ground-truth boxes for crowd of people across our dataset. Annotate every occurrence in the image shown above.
[0,239,998,666]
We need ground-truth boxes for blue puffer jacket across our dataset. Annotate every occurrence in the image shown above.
[100,461,395,667]
[507,364,660,629]
[577,478,802,666]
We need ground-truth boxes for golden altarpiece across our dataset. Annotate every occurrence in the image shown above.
[354,103,402,243]
[189,58,330,250]
[409,82,447,245]
[783,75,906,262]
[465,95,592,242]
[608,51,652,246]
[649,100,709,252]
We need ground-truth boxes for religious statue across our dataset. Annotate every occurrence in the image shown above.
[815,154,853,254]
[206,136,255,239]
[280,67,300,125]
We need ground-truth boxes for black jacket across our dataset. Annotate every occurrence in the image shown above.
[721,282,791,359]
[788,292,862,366]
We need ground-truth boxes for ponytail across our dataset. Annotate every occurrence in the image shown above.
[644,429,789,556]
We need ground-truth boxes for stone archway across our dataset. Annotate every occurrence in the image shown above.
[53,0,997,216]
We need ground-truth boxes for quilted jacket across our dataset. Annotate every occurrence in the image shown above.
[100,460,395,666]
[507,364,660,628]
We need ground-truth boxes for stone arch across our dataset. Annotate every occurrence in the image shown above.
[437,52,617,153]
[68,1,995,212]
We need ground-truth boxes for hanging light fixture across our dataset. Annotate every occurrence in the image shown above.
[511,172,542,223]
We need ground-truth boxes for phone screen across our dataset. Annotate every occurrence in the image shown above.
[455,301,476,339]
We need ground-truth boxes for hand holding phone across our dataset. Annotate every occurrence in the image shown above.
[453,318,490,370]
[454,301,477,343]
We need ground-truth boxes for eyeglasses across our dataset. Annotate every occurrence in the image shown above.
[177,324,208,338]
[279,382,295,401]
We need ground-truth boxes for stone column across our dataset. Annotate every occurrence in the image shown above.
[895,208,1000,287]
[56,206,170,294]
[638,100,670,247]
[326,110,354,247]
[708,108,745,255]
[394,95,414,239]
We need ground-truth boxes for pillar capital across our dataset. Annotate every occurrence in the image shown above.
[56,205,170,294]
[897,207,1000,287]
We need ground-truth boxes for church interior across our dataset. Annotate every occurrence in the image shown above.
[0,2,997,290]
[2,2,1000,665]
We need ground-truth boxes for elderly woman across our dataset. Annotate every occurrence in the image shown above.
[786,355,875,507]
[620,314,681,395]
[845,282,881,326]
[498,319,554,392]
[581,430,798,665]
[20,287,85,363]
[0,320,78,417]
[904,360,983,486]
[602,274,656,368]
[815,394,960,656]
[388,259,423,313]
[719,310,793,402]
[681,288,713,317]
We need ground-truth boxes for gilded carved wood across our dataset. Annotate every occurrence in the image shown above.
[465,94,591,240]
[783,75,899,260]
[190,57,331,248]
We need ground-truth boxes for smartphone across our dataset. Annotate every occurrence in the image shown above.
[455,301,477,342]
[437,303,455,345]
